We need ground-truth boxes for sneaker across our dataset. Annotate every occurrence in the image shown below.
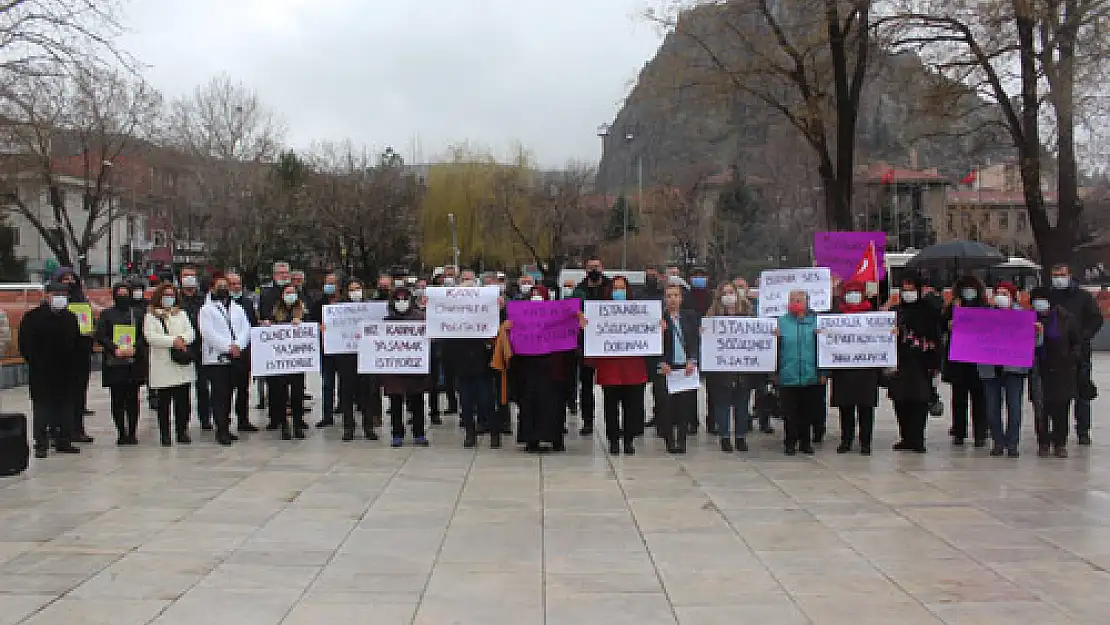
[391,437,404,448]
[414,436,429,447]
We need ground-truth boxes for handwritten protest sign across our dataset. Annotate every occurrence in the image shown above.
[666,367,702,394]
[506,298,580,355]
[357,321,429,374]
[699,317,777,372]
[583,300,663,357]
[757,267,832,317]
[817,312,897,368]
[813,231,886,281]
[113,325,137,349]
[426,286,500,338]
[322,302,388,354]
[250,322,321,376]
[68,303,93,335]
[949,307,1035,368]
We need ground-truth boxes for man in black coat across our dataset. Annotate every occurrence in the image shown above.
[258,261,291,323]
[571,256,611,435]
[1048,262,1103,445]
[19,281,83,458]
[53,267,95,443]
[179,265,209,430]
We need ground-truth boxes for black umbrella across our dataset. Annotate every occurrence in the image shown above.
[905,241,1005,270]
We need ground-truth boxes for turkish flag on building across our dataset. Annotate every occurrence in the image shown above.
[850,240,880,283]
[879,168,895,184]
[960,169,977,185]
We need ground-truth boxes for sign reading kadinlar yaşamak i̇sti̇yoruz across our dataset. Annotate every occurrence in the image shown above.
[583,300,663,357]
[425,286,500,339]
[357,321,430,374]
[699,317,778,372]
[250,322,321,376]
[816,312,898,368]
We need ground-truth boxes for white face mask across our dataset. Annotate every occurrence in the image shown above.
[562,286,574,297]
[1052,276,1070,289]
[1033,299,1050,312]
[844,292,863,305]
[443,277,456,286]
[132,290,144,300]
[900,291,919,304]
[348,290,363,302]
[531,295,543,301]
[961,288,978,301]
[721,294,738,307]
[50,295,68,310]
[394,299,411,313]
[181,276,198,289]
[520,283,533,294]
[994,295,1012,308]
[161,296,176,308]
[282,293,298,305]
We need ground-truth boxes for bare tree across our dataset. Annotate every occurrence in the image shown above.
[0,0,131,79]
[0,65,161,275]
[878,0,1110,269]
[648,0,872,230]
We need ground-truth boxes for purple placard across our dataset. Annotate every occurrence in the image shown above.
[506,298,581,356]
[813,232,886,281]
[948,307,1036,367]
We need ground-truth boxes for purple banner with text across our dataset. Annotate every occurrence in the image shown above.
[948,306,1035,368]
[813,231,886,281]
[506,298,581,356]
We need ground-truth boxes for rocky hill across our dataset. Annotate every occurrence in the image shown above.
[597,5,1012,193]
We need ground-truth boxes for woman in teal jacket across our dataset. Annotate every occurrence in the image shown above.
[777,290,826,456]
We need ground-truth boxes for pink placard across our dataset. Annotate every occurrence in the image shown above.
[506,298,581,356]
[948,306,1035,368]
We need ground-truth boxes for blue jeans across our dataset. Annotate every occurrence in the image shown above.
[711,377,752,439]
[457,373,494,431]
[321,357,338,422]
[983,373,1024,451]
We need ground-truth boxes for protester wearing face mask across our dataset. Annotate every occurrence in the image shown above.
[95,283,148,445]
[704,282,757,453]
[514,275,538,301]
[53,266,95,443]
[1047,263,1101,445]
[331,279,379,442]
[381,287,432,448]
[143,283,197,446]
[177,265,212,432]
[199,274,253,446]
[571,257,611,436]
[312,273,343,428]
[887,277,941,453]
[638,265,665,301]
[942,276,988,447]
[18,281,83,458]
[226,272,258,432]
[974,282,1031,457]
[259,262,290,324]
[1029,286,1082,457]
[776,290,826,456]
[582,277,647,455]
[685,268,713,317]
[266,285,310,440]
[659,284,701,454]
[826,280,882,456]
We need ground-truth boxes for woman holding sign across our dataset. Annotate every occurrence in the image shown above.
[888,277,941,453]
[267,284,310,441]
[95,283,148,445]
[830,279,881,456]
[704,281,757,453]
[979,283,1031,457]
[586,276,647,456]
[381,287,432,448]
[942,277,989,447]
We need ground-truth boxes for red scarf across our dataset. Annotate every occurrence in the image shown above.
[840,298,872,314]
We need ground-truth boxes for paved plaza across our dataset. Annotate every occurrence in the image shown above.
[2,359,1110,625]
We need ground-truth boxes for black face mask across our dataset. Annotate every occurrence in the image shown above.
[645,276,659,289]
[214,288,230,301]
[587,269,602,282]
[113,295,130,309]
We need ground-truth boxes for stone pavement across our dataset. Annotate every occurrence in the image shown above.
[1,359,1110,625]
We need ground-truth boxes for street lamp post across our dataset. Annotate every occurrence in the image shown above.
[448,212,459,269]
[597,123,642,271]
[104,160,114,286]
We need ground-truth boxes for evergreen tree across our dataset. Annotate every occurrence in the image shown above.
[605,195,638,241]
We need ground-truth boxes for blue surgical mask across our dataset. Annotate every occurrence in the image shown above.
[961,288,978,301]
[691,277,708,289]
[1033,299,1050,313]
[1052,276,1070,290]
[323,284,336,295]
[612,289,627,301]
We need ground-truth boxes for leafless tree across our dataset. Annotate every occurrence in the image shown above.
[0,0,131,80]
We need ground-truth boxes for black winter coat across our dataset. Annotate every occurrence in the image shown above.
[180,291,206,357]
[1049,285,1103,346]
[95,304,148,387]
[1035,306,1082,405]
[18,304,82,400]
[888,301,942,404]
[662,309,700,368]
[829,310,881,407]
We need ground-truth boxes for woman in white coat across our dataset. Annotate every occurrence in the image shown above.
[144,282,197,446]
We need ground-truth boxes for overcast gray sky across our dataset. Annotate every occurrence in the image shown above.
[120,0,663,167]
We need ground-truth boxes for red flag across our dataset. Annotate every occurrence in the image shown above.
[879,168,895,184]
[850,240,879,283]
[960,169,977,185]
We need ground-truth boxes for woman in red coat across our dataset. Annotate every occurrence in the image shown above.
[585,276,648,455]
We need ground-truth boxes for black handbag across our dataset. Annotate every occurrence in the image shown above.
[159,316,194,365]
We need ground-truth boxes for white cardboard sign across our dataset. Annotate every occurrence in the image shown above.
[322,302,388,354]
[357,321,430,374]
[250,323,321,376]
[699,317,778,372]
[425,286,500,338]
[757,267,832,317]
[582,300,663,357]
[816,312,898,369]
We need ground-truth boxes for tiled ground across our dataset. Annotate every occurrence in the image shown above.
[2,358,1110,625]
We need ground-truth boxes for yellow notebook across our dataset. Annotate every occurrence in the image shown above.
[67,303,94,335]
[113,324,137,349]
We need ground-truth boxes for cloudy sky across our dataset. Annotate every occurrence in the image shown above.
[120,0,664,166]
